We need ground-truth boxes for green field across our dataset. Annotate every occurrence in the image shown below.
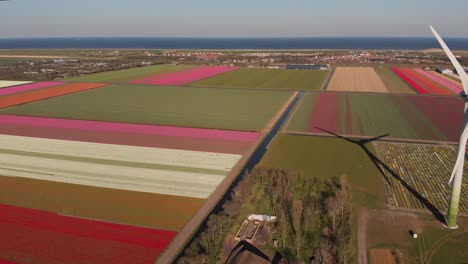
[257,134,384,208]
[0,84,292,131]
[374,66,415,94]
[65,64,195,83]
[189,68,329,90]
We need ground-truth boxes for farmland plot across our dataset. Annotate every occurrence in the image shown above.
[413,69,463,94]
[130,65,239,85]
[0,84,293,131]
[0,81,66,96]
[0,82,109,109]
[66,64,195,83]
[373,142,468,214]
[0,80,32,88]
[190,68,329,90]
[0,115,259,154]
[0,176,204,231]
[0,204,176,264]
[286,91,463,142]
[0,135,241,198]
[374,66,415,94]
[392,68,453,95]
[327,67,388,92]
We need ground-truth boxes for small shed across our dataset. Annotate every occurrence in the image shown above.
[436,68,453,75]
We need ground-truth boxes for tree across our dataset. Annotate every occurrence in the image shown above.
[292,199,304,258]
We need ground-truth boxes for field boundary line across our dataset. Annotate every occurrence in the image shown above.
[280,91,303,133]
[283,130,459,146]
[156,92,298,264]
[321,66,336,91]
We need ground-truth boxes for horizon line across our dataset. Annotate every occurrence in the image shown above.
[1,36,468,40]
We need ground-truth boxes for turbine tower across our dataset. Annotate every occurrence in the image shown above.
[430,26,468,229]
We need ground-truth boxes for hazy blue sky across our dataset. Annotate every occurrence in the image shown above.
[1,0,467,38]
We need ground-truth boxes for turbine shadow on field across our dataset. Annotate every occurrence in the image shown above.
[316,127,446,224]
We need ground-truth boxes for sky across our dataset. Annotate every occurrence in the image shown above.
[1,0,467,38]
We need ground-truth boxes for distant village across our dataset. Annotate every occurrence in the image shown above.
[1,49,465,80]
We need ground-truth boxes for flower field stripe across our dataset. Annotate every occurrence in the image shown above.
[129,66,239,85]
[0,148,228,176]
[404,69,452,95]
[0,83,109,109]
[0,124,252,155]
[392,67,429,94]
[390,95,445,141]
[0,203,176,263]
[0,176,205,231]
[414,69,463,94]
[0,154,225,198]
[0,135,241,172]
[0,81,33,89]
[0,259,17,264]
[408,95,463,142]
[393,68,452,95]
[308,92,340,134]
[0,82,66,96]
[345,94,353,134]
[0,115,259,142]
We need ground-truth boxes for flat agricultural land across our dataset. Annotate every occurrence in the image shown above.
[0,84,293,131]
[257,134,384,209]
[327,67,387,93]
[374,66,415,94]
[189,68,329,90]
[392,68,453,95]
[0,203,176,264]
[373,142,468,213]
[0,176,204,231]
[0,115,259,155]
[65,64,195,83]
[0,134,241,199]
[286,91,462,142]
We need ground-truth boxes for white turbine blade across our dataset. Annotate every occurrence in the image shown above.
[430,26,468,93]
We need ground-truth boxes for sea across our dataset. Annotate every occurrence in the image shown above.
[0,37,468,50]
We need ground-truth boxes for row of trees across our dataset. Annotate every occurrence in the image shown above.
[177,168,353,264]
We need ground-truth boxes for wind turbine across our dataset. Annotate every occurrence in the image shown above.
[430,26,468,229]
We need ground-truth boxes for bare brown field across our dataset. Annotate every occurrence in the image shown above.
[0,176,205,231]
[369,248,396,264]
[327,67,388,92]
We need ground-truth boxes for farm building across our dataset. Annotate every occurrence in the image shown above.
[286,64,329,70]
[436,68,453,75]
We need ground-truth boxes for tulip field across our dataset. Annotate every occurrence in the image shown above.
[130,65,239,85]
[4,62,466,263]
[392,68,455,95]
[0,68,298,263]
[287,91,463,142]
[413,69,463,94]
[0,204,177,264]
[0,82,109,109]
[0,81,66,96]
